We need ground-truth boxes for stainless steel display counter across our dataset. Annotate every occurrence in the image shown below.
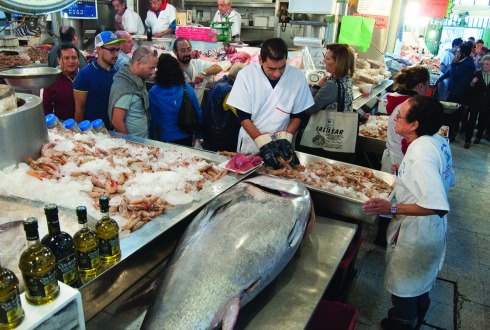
[86,216,358,329]
[353,79,393,111]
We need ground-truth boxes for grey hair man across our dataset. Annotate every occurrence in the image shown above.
[109,47,158,138]
[48,26,88,68]
[115,30,134,69]
[212,0,242,41]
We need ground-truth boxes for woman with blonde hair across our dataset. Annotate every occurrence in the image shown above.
[297,43,356,162]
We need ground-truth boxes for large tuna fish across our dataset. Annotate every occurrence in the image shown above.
[141,174,313,330]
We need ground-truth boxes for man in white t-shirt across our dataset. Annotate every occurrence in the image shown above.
[173,37,223,106]
[112,0,145,35]
[227,38,314,169]
[212,0,241,42]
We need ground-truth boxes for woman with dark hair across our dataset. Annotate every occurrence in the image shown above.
[374,66,430,247]
[363,95,455,330]
[149,54,202,146]
[296,43,356,162]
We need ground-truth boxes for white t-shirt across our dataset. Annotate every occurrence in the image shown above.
[385,134,455,297]
[145,4,176,33]
[116,8,145,35]
[212,9,241,38]
[227,62,314,154]
[183,59,216,106]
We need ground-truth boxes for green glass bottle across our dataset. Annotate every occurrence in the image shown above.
[95,196,121,263]
[18,217,60,305]
[73,206,101,276]
[0,264,24,329]
[41,204,81,288]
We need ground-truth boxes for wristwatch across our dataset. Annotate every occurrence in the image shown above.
[200,70,207,76]
[390,203,397,215]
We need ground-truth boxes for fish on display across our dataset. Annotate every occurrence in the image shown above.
[141,174,313,329]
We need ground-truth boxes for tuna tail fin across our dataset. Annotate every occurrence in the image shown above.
[115,278,159,315]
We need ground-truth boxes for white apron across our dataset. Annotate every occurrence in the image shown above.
[385,135,455,297]
[226,62,314,154]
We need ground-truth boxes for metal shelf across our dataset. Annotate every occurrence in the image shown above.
[185,1,276,8]
[290,20,329,26]
[353,79,394,111]
[242,26,275,30]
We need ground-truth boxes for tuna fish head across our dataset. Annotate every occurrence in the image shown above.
[141,175,312,330]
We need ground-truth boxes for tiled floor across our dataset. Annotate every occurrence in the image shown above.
[349,132,490,330]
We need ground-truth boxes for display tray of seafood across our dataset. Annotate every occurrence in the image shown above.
[358,114,388,154]
[0,129,250,266]
[260,151,395,223]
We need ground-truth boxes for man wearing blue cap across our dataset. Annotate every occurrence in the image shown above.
[74,31,126,128]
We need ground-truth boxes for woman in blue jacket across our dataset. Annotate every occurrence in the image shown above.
[149,54,202,147]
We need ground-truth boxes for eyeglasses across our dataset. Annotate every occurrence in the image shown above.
[101,46,121,53]
[177,47,192,55]
[395,113,407,120]
[135,49,158,62]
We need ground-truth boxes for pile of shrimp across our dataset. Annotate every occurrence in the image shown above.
[359,115,388,140]
[262,159,392,201]
[25,128,227,232]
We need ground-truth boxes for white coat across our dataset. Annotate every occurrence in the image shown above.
[116,8,145,35]
[385,135,455,297]
[226,62,314,154]
[381,94,408,173]
[145,4,176,33]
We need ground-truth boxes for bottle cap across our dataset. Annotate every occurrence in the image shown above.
[44,204,59,224]
[45,114,58,127]
[24,217,39,240]
[63,118,76,130]
[79,120,92,132]
[99,195,110,212]
[91,119,104,129]
[76,206,88,224]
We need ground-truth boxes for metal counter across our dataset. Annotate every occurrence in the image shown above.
[294,151,396,223]
[87,216,358,329]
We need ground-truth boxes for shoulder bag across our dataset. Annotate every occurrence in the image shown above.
[300,80,358,153]
[177,84,200,134]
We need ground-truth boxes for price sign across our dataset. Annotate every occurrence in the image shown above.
[61,0,97,19]
[0,0,77,15]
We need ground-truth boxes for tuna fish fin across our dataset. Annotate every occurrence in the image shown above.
[221,296,240,330]
[288,216,305,247]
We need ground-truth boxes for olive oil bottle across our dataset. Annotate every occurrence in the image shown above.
[41,204,81,288]
[95,196,121,263]
[18,217,60,305]
[73,206,101,276]
[0,264,24,329]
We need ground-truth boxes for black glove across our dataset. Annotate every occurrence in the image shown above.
[274,131,300,166]
[259,141,283,170]
[276,139,300,166]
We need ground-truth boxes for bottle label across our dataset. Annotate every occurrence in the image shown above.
[0,289,22,325]
[23,268,58,298]
[76,247,101,270]
[57,254,79,285]
[99,234,120,257]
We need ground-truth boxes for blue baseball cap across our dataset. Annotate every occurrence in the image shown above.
[95,31,126,48]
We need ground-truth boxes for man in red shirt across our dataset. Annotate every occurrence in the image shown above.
[43,44,80,120]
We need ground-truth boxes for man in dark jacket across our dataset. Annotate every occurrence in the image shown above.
[464,54,490,148]
[437,42,475,140]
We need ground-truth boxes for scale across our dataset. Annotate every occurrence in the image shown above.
[211,21,233,42]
